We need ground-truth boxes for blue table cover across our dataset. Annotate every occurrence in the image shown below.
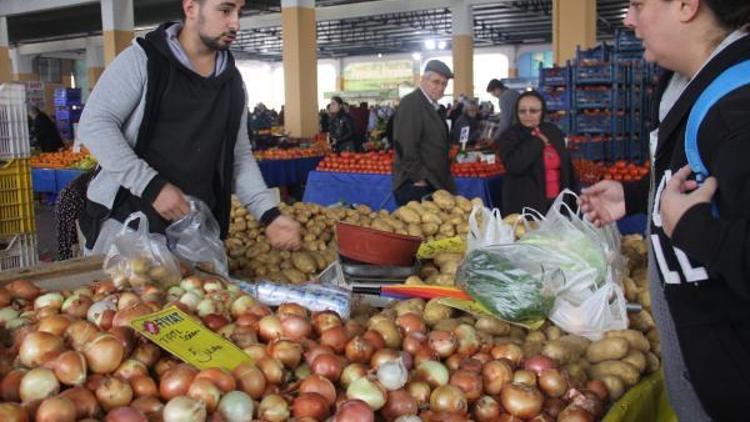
[617,214,647,235]
[303,170,502,212]
[258,156,323,188]
[55,169,85,192]
[31,168,57,193]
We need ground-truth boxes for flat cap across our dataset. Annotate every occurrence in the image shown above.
[424,59,453,79]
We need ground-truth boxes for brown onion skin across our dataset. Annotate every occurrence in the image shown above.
[1,368,27,402]
[396,313,427,335]
[129,375,158,398]
[320,326,349,354]
[524,355,556,376]
[105,406,148,422]
[280,314,313,340]
[557,405,595,422]
[539,369,568,398]
[159,364,197,401]
[362,330,385,350]
[36,396,77,422]
[482,360,514,395]
[345,336,375,364]
[0,287,12,307]
[473,395,501,422]
[491,343,524,367]
[195,368,236,394]
[300,374,337,406]
[6,280,41,300]
[131,343,161,368]
[311,353,344,382]
[131,396,164,417]
[0,402,29,422]
[586,380,609,402]
[334,399,376,422]
[293,392,330,420]
[96,377,133,411]
[430,385,468,415]
[232,362,266,400]
[500,383,544,419]
[449,370,483,402]
[381,389,418,421]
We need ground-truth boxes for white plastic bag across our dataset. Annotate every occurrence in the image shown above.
[166,197,229,277]
[103,212,182,288]
[548,281,628,341]
[466,204,515,253]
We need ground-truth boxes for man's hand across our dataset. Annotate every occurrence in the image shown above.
[153,183,190,221]
[266,215,302,250]
[660,165,718,237]
[579,180,626,227]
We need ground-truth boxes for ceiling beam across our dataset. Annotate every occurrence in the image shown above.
[0,0,99,17]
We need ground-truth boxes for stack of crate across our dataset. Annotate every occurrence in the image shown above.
[54,88,83,140]
[0,84,38,270]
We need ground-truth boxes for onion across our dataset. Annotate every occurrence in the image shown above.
[459,357,483,374]
[312,310,342,334]
[256,357,285,385]
[0,307,19,325]
[160,364,198,400]
[524,355,557,376]
[20,367,60,403]
[83,334,125,374]
[19,331,65,367]
[105,406,147,422]
[0,403,28,421]
[242,344,268,361]
[381,389,417,420]
[50,350,88,386]
[370,320,401,349]
[233,363,266,399]
[395,313,426,335]
[258,315,283,342]
[66,320,100,351]
[570,389,604,418]
[215,391,254,422]
[500,383,544,418]
[132,343,161,367]
[195,368,236,394]
[449,369,483,402]
[416,361,449,388]
[311,353,343,382]
[473,395,501,422]
[453,324,480,356]
[187,378,221,413]
[278,303,308,318]
[0,288,11,307]
[300,374,337,406]
[203,277,224,292]
[362,330,385,350]
[203,314,229,331]
[394,417,421,422]
[163,396,207,422]
[406,381,431,407]
[60,386,101,419]
[345,319,366,338]
[557,405,594,422]
[130,375,158,398]
[258,394,290,422]
[34,292,65,310]
[230,296,257,318]
[482,360,514,395]
[87,300,117,328]
[279,314,312,340]
[1,368,27,402]
[428,331,457,358]
[335,399,376,422]
[430,385,468,414]
[539,369,568,398]
[155,358,179,379]
[320,326,349,354]
[586,380,609,402]
[195,298,216,317]
[230,325,258,349]
[6,279,41,300]
[61,294,93,318]
[37,315,72,336]
[114,359,148,381]
[513,369,537,386]
[378,358,408,391]
[36,396,77,422]
[491,343,523,367]
[340,363,367,388]
[131,396,164,419]
[445,354,462,372]
[112,304,152,328]
[370,348,400,369]
[96,376,133,411]
[293,392,330,420]
[346,377,387,410]
[402,333,427,356]
[268,339,303,369]
[85,374,106,391]
[179,292,202,311]
[345,336,375,364]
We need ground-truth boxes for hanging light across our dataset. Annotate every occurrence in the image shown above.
[437,41,447,50]
[424,40,436,50]
[411,52,422,61]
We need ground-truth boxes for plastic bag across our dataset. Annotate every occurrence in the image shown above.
[549,280,628,341]
[456,243,562,325]
[466,204,515,253]
[103,212,182,288]
[166,197,229,277]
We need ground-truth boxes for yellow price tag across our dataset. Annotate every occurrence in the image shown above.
[417,236,466,259]
[130,306,251,371]
[438,298,546,331]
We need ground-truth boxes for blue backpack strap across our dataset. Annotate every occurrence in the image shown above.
[685,59,750,183]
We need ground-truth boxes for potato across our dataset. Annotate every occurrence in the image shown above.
[542,335,590,365]
[384,216,406,230]
[392,298,426,316]
[433,253,461,268]
[422,213,442,225]
[629,310,656,333]
[622,350,647,374]
[438,223,456,237]
[599,375,626,401]
[623,277,640,302]
[544,325,562,341]
[589,360,641,387]
[646,329,661,356]
[354,204,372,215]
[523,341,545,358]
[404,275,425,285]
[423,299,453,326]
[421,201,441,213]
[432,190,456,210]
[605,329,650,353]
[432,274,455,286]
[371,219,394,233]
[421,223,439,236]
[440,261,460,276]
[309,252,328,271]
[455,196,473,213]
[475,317,511,336]
[407,224,423,238]
[395,207,421,225]
[406,200,425,213]
[419,264,439,280]
[637,289,651,310]
[585,337,630,364]
[645,352,660,374]
[470,197,484,208]
[564,361,590,386]
[291,252,317,274]
[282,268,307,284]
[433,319,460,332]
[455,222,469,236]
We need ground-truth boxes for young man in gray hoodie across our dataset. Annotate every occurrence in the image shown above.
[77,0,300,253]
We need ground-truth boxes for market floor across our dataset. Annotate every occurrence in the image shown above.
[35,202,57,262]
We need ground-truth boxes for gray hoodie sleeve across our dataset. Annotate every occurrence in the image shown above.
[233,91,279,220]
[77,44,160,198]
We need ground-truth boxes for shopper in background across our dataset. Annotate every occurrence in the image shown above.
[392,59,456,205]
[54,170,96,260]
[487,78,519,139]
[450,99,482,146]
[579,1,750,420]
[77,0,300,254]
[349,102,369,150]
[28,105,65,152]
[328,96,356,152]
[497,90,575,215]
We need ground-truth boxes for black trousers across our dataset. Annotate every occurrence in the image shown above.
[394,183,434,206]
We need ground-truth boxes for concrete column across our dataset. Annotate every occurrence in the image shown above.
[334,58,344,92]
[0,18,11,83]
[452,0,473,98]
[61,60,74,87]
[553,0,596,65]
[101,0,135,66]
[86,38,105,87]
[282,0,318,138]
[508,45,519,78]
[10,49,36,81]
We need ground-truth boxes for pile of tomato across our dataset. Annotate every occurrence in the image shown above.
[451,161,505,178]
[316,151,394,174]
[573,159,650,185]
[254,146,326,161]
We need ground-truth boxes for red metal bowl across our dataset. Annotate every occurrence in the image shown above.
[336,222,422,267]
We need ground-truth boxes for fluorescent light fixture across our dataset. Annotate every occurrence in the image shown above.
[437,41,447,50]
[412,52,422,61]
[378,53,383,58]
[424,39,436,50]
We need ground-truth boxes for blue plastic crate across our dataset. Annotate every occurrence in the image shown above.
[575,114,629,134]
[575,65,622,84]
[31,168,56,194]
[55,106,83,123]
[615,30,644,52]
[540,67,570,86]
[581,141,605,161]
[55,169,86,192]
[613,51,645,64]
[53,88,82,106]
[544,90,570,111]
[547,112,571,134]
[574,90,627,109]
[577,43,610,63]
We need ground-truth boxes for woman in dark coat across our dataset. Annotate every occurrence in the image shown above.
[328,96,356,152]
[496,91,575,215]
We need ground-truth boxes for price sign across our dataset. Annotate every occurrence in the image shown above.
[130,306,251,371]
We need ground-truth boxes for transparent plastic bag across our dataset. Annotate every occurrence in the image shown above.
[549,279,628,341]
[466,204,515,253]
[456,243,562,325]
[166,197,229,277]
[103,212,182,288]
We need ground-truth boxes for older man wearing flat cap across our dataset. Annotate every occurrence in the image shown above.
[392,59,456,205]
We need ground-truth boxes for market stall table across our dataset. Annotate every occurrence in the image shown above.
[257,156,324,188]
[302,170,502,211]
